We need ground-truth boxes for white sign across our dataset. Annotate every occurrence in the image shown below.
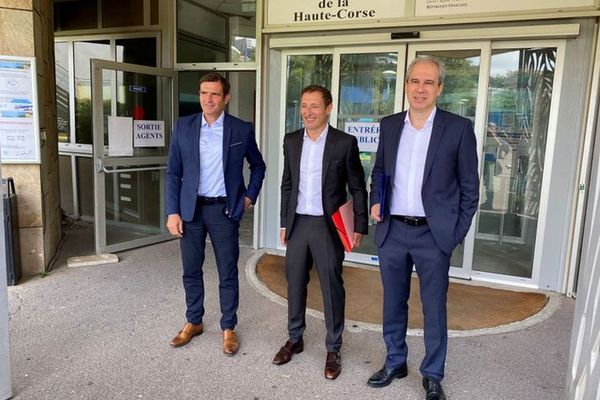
[133,120,165,147]
[0,57,40,163]
[345,122,380,152]
[108,116,133,156]
[267,0,406,26]
[415,0,594,16]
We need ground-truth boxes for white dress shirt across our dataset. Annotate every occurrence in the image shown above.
[296,126,329,216]
[389,108,437,217]
[197,112,227,197]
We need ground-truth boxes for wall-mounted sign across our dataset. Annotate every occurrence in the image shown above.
[415,0,594,16]
[0,56,40,164]
[134,120,165,147]
[345,122,380,152]
[128,85,147,93]
[267,0,406,26]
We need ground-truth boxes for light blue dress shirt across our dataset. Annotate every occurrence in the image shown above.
[296,126,329,216]
[197,112,227,197]
[389,107,436,217]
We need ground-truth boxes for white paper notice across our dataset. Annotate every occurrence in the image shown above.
[133,120,165,147]
[108,116,133,156]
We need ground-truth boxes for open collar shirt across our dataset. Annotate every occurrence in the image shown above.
[296,125,329,216]
[389,107,437,217]
[197,112,227,197]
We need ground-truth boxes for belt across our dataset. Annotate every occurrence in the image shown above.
[391,215,428,226]
[198,196,227,205]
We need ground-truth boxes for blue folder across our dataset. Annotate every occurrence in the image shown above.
[378,174,389,220]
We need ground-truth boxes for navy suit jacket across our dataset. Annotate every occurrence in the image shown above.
[166,112,266,222]
[280,126,369,240]
[370,108,479,254]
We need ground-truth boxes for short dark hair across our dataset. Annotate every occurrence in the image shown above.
[199,72,230,96]
[301,85,333,107]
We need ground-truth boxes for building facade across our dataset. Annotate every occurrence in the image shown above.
[0,0,598,396]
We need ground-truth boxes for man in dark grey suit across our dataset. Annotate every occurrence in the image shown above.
[273,85,368,380]
[367,56,479,400]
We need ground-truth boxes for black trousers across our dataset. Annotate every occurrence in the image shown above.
[285,214,345,352]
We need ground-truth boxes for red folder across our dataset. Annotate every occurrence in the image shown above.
[331,199,355,252]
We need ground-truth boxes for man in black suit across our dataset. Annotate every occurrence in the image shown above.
[273,85,368,380]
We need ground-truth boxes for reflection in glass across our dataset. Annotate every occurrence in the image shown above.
[105,167,167,246]
[176,0,256,63]
[54,0,98,31]
[74,41,111,145]
[285,54,333,132]
[55,42,70,143]
[473,47,557,278]
[336,52,398,256]
[102,0,143,28]
[416,50,481,268]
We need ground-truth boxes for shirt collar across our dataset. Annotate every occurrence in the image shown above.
[303,125,329,143]
[405,107,437,130]
[201,112,225,128]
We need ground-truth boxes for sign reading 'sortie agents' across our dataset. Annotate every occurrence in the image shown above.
[267,0,406,26]
[134,120,165,147]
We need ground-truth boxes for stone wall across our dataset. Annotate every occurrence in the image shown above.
[0,0,61,275]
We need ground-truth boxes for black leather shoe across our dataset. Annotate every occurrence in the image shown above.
[367,364,408,388]
[423,377,446,400]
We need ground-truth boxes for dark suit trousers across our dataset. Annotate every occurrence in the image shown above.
[285,215,345,352]
[378,218,450,380]
[180,199,240,330]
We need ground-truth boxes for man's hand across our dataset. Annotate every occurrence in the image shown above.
[167,214,183,237]
[370,204,382,222]
[244,196,253,211]
[352,233,363,248]
[279,228,287,247]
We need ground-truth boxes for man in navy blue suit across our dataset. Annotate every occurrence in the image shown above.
[166,72,265,354]
[367,57,479,400]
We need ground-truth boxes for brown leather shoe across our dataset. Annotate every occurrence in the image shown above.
[324,352,341,380]
[272,339,304,365]
[222,329,239,356]
[170,322,203,347]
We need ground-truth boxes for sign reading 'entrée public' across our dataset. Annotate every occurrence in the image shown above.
[267,0,406,25]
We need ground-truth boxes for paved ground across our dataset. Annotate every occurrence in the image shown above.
[6,222,574,399]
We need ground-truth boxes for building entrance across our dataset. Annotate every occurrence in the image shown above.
[275,40,564,287]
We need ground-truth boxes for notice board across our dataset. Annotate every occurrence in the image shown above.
[0,56,40,164]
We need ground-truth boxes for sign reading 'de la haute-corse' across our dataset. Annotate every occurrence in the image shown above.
[267,0,406,26]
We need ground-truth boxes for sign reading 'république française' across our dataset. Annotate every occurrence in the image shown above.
[415,0,594,16]
[267,0,406,25]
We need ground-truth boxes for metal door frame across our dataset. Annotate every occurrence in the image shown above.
[91,59,177,254]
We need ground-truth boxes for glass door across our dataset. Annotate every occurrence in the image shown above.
[91,59,176,254]
[407,44,490,279]
[471,43,562,284]
[333,46,406,264]
[278,46,407,263]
